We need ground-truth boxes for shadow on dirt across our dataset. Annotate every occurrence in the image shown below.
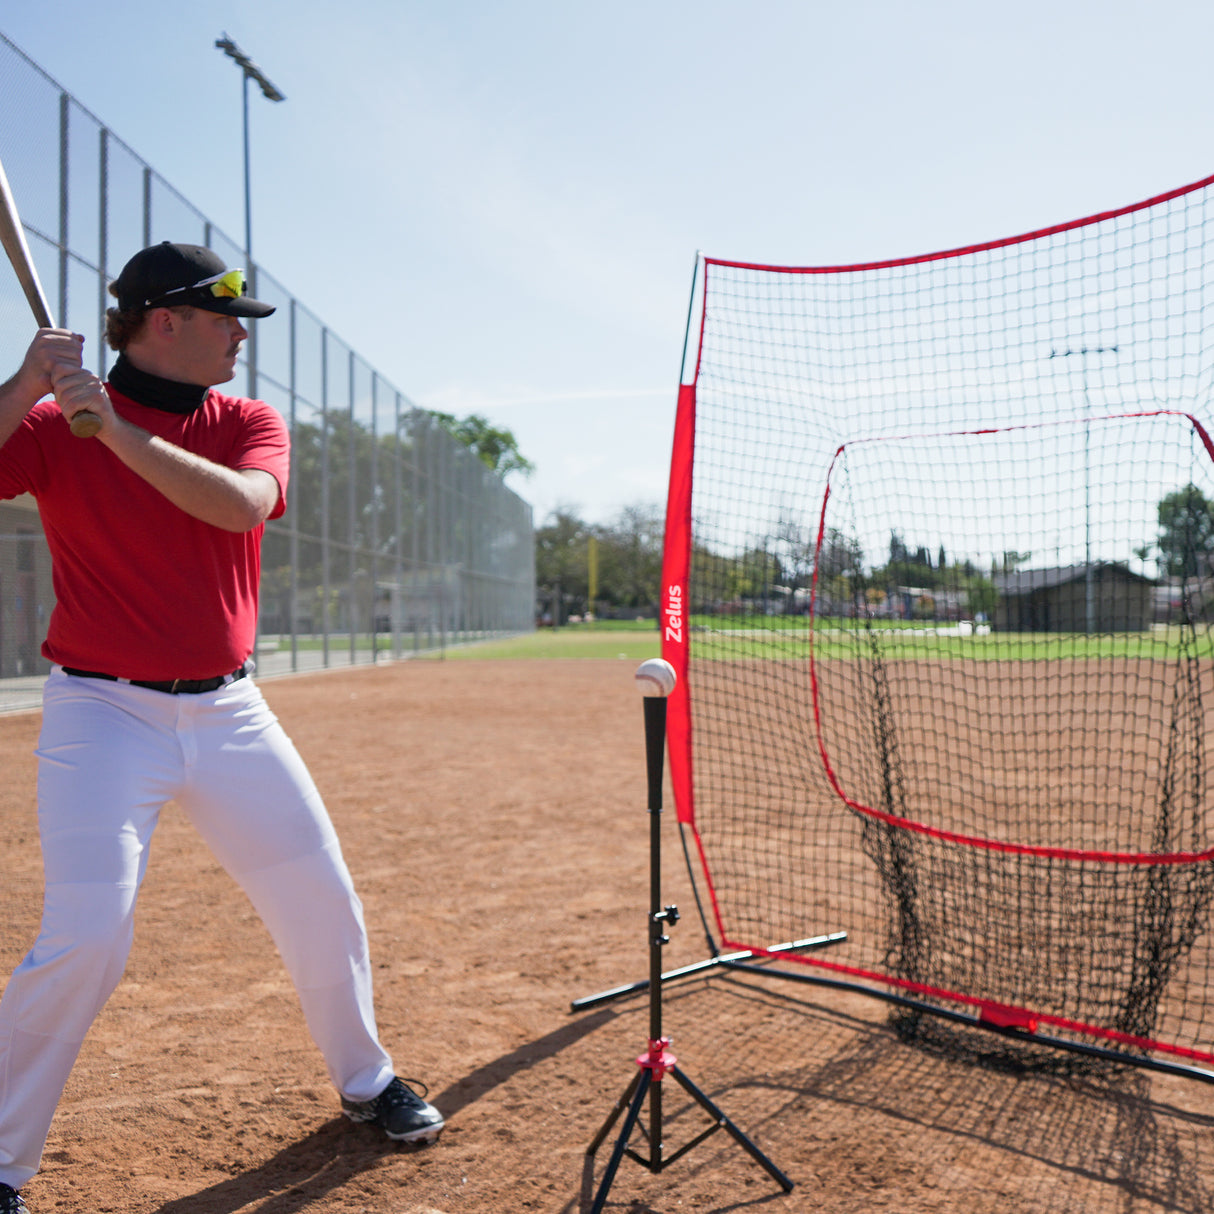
[153,1009,616,1213]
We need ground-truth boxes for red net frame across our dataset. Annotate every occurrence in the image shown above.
[660,173,1214,1071]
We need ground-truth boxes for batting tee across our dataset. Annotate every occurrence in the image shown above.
[659,172,1214,1078]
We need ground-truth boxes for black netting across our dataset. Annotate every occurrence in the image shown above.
[680,175,1214,1066]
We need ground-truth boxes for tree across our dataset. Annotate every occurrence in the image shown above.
[818,528,863,579]
[867,537,999,622]
[428,412,535,479]
[773,511,816,592]
[1156,484,1214,578]
[721,546,785,605]
[595,504,664,609]
[809,528,864,616]
[997,550,1032,575]
[534,508,591,622]
[966,576,998,620]
[533,503,666,619]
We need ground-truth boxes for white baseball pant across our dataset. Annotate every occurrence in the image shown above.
[0,668,396,1189]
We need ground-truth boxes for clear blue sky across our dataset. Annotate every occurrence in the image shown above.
[2,1,1212,525]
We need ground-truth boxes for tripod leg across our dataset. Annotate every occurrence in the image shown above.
[588,1069,652,1214]
[670,1066,794,1193]
[586,1067,643,1158]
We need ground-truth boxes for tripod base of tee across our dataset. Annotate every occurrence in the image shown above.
[585,1049,794,1214]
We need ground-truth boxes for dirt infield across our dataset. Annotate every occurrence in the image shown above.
[2,658,1214,1213]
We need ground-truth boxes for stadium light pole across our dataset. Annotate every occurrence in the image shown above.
[215,33,284,400]
[1050,344,1119,634]
[215,34,285,267]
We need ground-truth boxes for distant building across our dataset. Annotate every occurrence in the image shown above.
[992,562,1155,632]
[1153,575,1214,624]
[889,585,968,621]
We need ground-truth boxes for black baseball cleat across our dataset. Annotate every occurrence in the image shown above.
[341,1076,444,1144]
[0,1184,26,1213]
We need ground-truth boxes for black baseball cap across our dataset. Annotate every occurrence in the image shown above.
[110,242,275,318]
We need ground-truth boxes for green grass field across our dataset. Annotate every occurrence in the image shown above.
[426,619,1214,662]
[698,627,1214,661]
[439,620,662,661]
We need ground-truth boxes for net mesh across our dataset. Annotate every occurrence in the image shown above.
[668,173,1214,1067]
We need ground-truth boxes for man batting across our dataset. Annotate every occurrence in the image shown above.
[0,242,442,1213]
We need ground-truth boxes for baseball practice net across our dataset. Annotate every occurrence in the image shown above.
[660,172,1214,1074]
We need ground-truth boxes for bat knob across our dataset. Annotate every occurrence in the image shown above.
[69,410,101,439]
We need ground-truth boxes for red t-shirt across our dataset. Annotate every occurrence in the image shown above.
[0,385,289,680]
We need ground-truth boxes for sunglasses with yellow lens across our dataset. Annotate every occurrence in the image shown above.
[144,268,247,308]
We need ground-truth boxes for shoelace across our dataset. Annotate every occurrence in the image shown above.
[381,1077,431,1107]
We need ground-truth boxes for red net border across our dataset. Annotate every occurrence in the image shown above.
[715,940,1214,1066]
[809,408,1214,867]
[658,173,1214,1067]
[701,171,1214,278]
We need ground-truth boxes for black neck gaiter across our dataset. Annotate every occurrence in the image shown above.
[107,353,209,414]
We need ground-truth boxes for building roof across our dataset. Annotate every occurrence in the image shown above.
[992,562,1156,595]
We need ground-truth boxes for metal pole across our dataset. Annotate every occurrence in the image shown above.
[98,127,109,374]
[215,36,284,405]
[1050,345,1118,635]
[645,695,667,1165]
[412,408,422,653]
[216,34,285,253]
[394,392,404,658]
[141,166,151,247]
[58,93,68,328]
[1084,363,1094,636]
[242,73,252,263]
[371,373,379,663]
[348,350,357,667]
[289,298,299,672]
[321,330,331,665]
[241,74,255,402]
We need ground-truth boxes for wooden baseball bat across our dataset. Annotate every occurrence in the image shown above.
[0,153,100,438]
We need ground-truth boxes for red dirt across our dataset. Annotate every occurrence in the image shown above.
[1,658,1212,1213]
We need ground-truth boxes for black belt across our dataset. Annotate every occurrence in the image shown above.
[62,664,249,695]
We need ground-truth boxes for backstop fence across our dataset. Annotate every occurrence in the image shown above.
[0,32,535,696]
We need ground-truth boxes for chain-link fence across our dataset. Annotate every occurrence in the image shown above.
[0,33,535,702]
